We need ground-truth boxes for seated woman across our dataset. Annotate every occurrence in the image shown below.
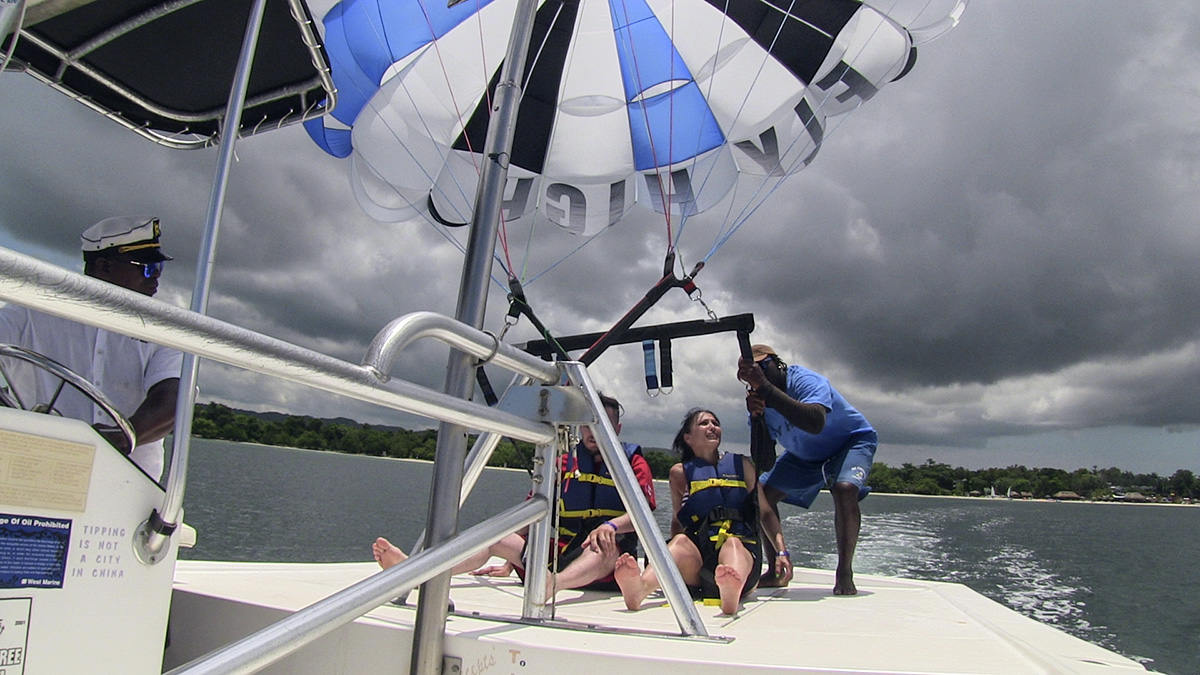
[614,408,792,615]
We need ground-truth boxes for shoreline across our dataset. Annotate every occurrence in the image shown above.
[862,491,1198,507]
[188,437,1198,507]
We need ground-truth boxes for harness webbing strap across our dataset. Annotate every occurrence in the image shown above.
[707,520,758,549]
[739,329,778,474]
[660,338,673,388]
[507,276,570,361]
[475,368,499,406]
[579,252,705,366]
[643,339,659,391]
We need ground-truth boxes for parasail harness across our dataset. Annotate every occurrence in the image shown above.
[518,251,754,378]
[480,251,748,399]
[481,252,777,475]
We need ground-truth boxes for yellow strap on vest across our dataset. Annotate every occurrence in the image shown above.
[569,471,615,487]
[557,506,625,520]
[706,520,758,550]
[688,477,746,493]
[708,519,734,549]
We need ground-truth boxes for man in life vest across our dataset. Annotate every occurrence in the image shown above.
[737,344,877,595]
[373,393,656,598]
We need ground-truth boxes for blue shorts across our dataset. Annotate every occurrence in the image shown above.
[761,431,877,509]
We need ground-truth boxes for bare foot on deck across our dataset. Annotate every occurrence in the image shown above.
[373,537,407,570]
[833,568,857,595]
[714,564,744,615]
[614,553,649,610]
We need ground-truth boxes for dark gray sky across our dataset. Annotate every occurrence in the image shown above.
[2,0,1198,474]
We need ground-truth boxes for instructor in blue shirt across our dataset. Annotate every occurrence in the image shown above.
[737,344,877,595]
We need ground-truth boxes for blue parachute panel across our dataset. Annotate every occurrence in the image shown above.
[609,0,722,170]
[629,82,724,170]
[314,0,501,154]
[337,0,393,83]
[609,0,690,102]
[321,2,388,128]
[304,119,353,158]
[377,0,497,64]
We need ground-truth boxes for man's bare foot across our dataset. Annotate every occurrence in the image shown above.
[373,537,407,570]
[833,568,857,595]
[613,553,648,611]
[714,564,744,615]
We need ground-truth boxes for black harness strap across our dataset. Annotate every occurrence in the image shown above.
[475,368,500,406]
[507,277,570,361]
[738,331,776,473]
[740,330,780,566]
[660,337,673,388]
[475,277,567,407]
[580,252,704,366]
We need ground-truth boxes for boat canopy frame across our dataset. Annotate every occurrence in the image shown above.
[3,0,335,148]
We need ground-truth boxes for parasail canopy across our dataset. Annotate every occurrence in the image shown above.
[306,0,965,282]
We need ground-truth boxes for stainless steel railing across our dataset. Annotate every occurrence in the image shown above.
[0,244,709,675]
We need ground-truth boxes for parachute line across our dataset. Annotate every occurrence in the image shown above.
[310,0,961,291]
[696,0,921,264]
[674,0,801,260]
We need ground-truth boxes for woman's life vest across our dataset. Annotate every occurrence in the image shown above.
[677,452,758,551]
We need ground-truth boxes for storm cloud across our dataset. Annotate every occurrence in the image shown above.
[2,0,1197,474]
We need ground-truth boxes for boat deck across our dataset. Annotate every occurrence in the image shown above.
[166,560,1148,674]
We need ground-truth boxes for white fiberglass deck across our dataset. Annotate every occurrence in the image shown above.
[165,560,1147,675]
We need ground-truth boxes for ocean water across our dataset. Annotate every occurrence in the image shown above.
[181,439,1199,675]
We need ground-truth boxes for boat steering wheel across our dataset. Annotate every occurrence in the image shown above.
[0,344,137,453]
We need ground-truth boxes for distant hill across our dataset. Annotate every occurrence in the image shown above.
[190,402,678,476]
[226,407,413,435]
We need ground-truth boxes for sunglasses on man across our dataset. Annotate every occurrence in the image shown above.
[127,259,166,278]
[758,355,786,372]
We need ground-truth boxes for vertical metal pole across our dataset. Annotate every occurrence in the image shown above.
[521,432,561,619]
[564,363,709,636]
[135,0,269,563]
[409,0,540,672]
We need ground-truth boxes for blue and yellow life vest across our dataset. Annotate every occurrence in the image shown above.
[557,442,642,550]
[677,453,757,550]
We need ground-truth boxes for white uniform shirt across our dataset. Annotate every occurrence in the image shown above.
[0,305,183,480]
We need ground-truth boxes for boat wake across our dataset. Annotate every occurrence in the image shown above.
[780,506,1125,658]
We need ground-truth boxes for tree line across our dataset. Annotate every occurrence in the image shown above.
[868,458,1198,502]
[192,403,681,476]
[192,403,1198,501]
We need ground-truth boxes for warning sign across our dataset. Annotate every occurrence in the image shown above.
[0,514,71,589]
[0,428,94,512]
